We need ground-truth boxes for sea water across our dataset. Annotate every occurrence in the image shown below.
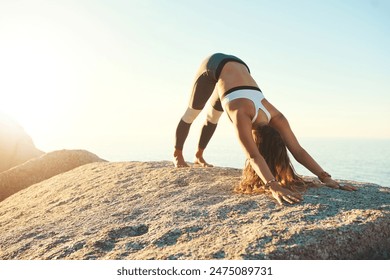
[290,138,390,188]
[207,138,390,188]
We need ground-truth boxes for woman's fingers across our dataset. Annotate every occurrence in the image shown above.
[273,191,302,205]
[325,178,358,191]
[292,192,303,200]
[269,184,303,205]
[339,184,358,191]
[282,195,294,204]
[327,182,340,189]
[273,194,283,206]
[289,194,302,202]
[283,194,302,204]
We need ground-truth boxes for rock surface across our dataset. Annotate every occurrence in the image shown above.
[0,150,105,202]
[0,116,44,173]
[0,161,389,260]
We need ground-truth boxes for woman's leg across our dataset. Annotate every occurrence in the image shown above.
[174,59,217,167]
[194,90,224,167]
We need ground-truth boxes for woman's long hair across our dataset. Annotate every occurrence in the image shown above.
[235,125,307,194]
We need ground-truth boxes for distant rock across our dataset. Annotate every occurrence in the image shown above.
[0,115,44,173]
[0,149,106,202]
[0,161,389,259]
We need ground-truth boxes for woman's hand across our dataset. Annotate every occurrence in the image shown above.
[268,182,302,205]
[322,177,358,191]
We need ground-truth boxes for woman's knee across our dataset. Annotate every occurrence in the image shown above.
[206,106,223,124]
[181,108,201,124]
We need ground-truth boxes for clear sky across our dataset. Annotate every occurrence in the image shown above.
[1,0,389,162]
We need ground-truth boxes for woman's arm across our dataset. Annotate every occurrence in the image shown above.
[269,113,323,175]
[269,111,357,191]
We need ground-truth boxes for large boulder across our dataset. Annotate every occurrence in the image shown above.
[0,149,106,202]
[0,161,389,259]
[0,115,44,173]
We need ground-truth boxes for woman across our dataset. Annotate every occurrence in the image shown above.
[174,53,357,205]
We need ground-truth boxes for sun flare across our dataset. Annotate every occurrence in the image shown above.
[2,44,68,133]
[0,14,88,141]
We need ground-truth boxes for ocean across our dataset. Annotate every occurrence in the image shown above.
[208,138,390,188]
[107,137,390,188]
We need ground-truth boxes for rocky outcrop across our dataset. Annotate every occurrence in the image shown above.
[0,149,106,202]
[0,116,44,173]
[0,161,389,260]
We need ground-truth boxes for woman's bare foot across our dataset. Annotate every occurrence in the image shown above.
[174,150,189,168]
[194,157,213,167]
[194,149,213,167]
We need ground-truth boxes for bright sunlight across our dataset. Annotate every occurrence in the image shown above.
[0,5,93,144]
